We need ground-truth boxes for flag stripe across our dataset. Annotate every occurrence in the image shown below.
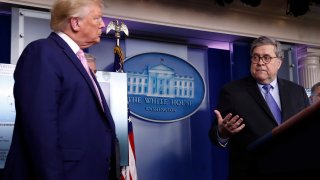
[114,44,138,180]
[128,122,136,159]
[128,132,137,180]
[121,120,138,180]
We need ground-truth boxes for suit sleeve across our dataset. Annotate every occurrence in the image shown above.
[14,42,66,179]
[209,86,234,147]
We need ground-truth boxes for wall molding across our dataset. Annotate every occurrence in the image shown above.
[1,0,320,46]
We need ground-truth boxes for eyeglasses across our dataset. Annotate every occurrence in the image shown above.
[251,55,278,64]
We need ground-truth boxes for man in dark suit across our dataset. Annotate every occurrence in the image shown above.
[209,36,309,180]
[85,53,98,75]
[310,82,320,104]
[3,0,119,179]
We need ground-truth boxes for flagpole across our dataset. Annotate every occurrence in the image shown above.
[106,20,129,44]
[106,20,129,72]
[106,20,138,180]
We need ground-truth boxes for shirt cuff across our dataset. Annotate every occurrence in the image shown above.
[217,129,229,147]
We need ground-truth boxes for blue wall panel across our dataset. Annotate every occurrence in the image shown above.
[208,48,231,180]
[188,48,213,180]
[231,42,251,80]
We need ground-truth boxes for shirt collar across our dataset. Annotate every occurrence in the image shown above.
[257,78,278,90]
[56,32,80,54]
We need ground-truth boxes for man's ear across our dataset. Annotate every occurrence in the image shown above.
[277,58,282,70]
[70,17,80,31]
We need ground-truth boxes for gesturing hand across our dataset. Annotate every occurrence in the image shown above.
[214,110,245,139]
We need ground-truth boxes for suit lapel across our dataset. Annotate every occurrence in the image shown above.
[48,33,105,113]
[89,70,116,128]
[245,77,278,123]
[93,74,116,131]
[277,78,290,121]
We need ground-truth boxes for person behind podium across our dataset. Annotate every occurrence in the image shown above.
[3,0,119,179]
[209,36,310,180]
[310,82,320,104]
[85,53,98,75]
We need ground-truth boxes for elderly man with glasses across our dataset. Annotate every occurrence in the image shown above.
[209,36,310,180]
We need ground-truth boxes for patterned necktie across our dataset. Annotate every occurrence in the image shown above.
[263,84,282,125]
[77,49,104,110]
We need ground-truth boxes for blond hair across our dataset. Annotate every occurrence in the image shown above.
[50,0,104,32]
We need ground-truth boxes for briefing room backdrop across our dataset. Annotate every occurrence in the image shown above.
[0,7,300,180]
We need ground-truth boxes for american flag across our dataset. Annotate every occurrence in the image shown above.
[120,114,138,180]
[113,46,125,73]
[113,45,138,180]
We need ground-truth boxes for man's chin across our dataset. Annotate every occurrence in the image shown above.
[254,76,269,84]
[82,40,100,48]
[92,38,101,44]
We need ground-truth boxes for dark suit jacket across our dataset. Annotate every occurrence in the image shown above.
[209,76,309,180]
[3,32,118,180]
